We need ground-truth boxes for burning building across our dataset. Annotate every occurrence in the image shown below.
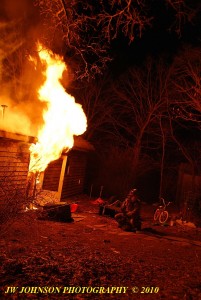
[36,136,94,202]
[0,43,91,211]
[27,43,90,204]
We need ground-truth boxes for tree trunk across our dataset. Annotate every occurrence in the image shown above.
[131,140,141,184]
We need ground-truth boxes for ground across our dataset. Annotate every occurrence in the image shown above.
[0,195,201,300]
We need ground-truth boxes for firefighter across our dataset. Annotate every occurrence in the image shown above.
[115,189,141,232]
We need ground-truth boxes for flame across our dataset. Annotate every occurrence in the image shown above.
[29,43,87,173]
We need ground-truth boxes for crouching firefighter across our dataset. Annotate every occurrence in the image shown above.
[115,189,141,232]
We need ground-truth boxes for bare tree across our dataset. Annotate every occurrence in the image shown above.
[170,47,201,124]
[69,51,201,198]
[112,58,172,181]
[165,47,201,196]
[74,58,177,193]
[166,0,199,35]
[34,0,200,79]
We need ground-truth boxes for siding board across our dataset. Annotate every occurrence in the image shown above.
[0,137,31,203]
[42,158,63,191]
[61,151,87,199]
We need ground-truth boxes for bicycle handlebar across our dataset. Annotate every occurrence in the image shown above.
[160,198,172,207]
[160,198,165,205]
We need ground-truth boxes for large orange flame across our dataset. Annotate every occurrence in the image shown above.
[29,44,87,173]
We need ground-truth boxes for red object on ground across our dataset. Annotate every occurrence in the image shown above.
[91,198,105,205]
[70,203,78,213]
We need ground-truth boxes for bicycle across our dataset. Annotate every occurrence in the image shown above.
[153,198,172,224]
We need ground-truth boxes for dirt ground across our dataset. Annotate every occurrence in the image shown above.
[0,195,201,300]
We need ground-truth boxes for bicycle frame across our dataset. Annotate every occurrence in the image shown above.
[153,198,171,224]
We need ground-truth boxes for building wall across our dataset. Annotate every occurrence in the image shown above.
[61,150,87,199]
[42,158,63,191]
[0,138,30,207]
[41,150,88,200]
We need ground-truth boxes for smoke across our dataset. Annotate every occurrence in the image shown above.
[0,76,46,136]
[0,0,74,138]
[0,96,32,136]
[0,0,49,137]
[0,38,45,136]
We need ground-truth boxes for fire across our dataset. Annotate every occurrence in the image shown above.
[29,43,87,173]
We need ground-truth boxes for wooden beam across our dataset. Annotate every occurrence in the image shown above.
[57,155,67,200]
[0,130,36,143]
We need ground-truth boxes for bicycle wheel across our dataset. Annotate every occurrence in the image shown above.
[153,209,160,221]
[159,210,168,224]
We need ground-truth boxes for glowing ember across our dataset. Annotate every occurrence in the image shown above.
[29,43,87,173]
